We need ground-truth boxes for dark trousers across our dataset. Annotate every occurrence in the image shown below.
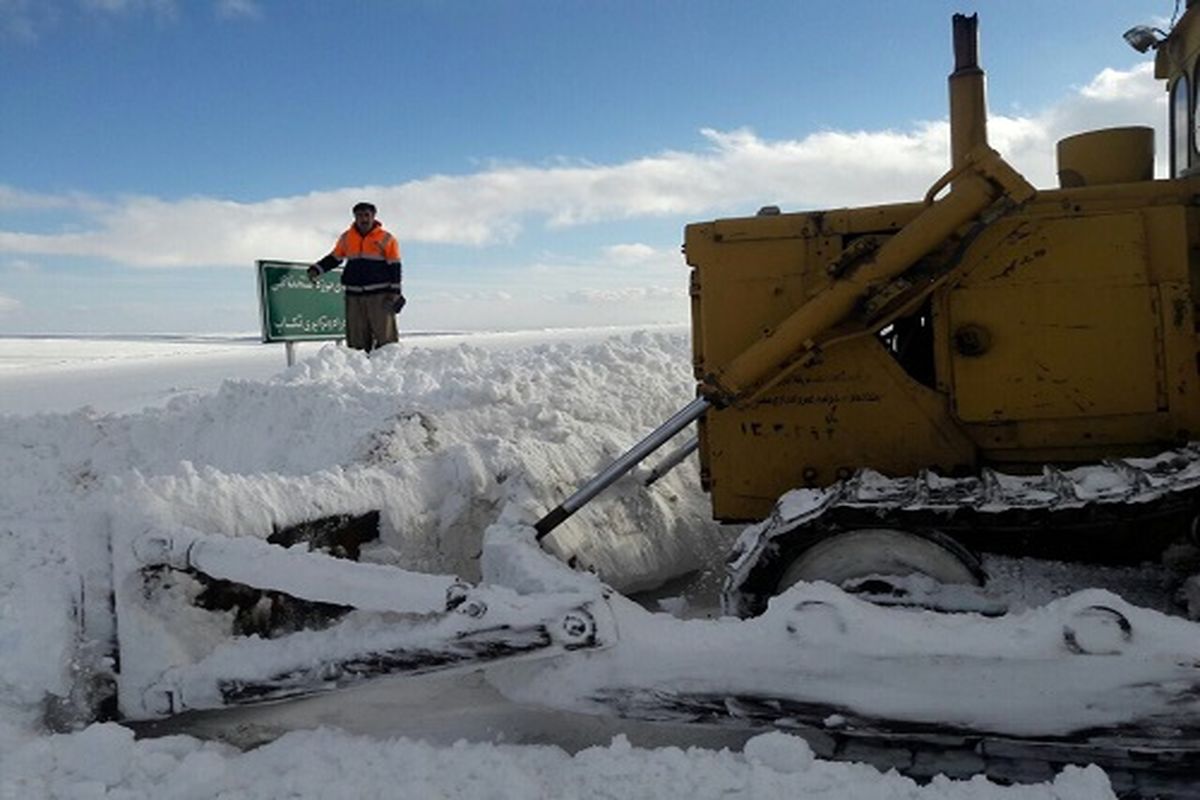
[345,293,399,352]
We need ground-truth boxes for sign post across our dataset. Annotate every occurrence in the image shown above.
[256,260,345,364]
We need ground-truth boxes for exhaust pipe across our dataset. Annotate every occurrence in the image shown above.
[950,14,988,175]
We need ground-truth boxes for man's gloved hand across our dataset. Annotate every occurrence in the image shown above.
[393,293,407,313]
[307,265,321,282]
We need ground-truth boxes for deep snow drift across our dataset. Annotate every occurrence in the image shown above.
[0,329,1170,798]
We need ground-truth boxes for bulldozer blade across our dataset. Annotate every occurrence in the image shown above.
[136,596,610,717]
[484,579,1200,795]
[112,526,614,719]
[589,689,1200,798]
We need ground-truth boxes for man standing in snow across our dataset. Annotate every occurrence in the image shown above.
[309,202,406,352]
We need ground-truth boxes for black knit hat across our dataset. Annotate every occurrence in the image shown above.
[352,202,377,214]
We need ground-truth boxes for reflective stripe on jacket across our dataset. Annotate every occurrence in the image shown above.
[329,221,402,294]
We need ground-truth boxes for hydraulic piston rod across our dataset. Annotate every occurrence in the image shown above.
[534,396,710,541]
[643,434,700,487]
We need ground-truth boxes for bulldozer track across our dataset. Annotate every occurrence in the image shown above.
[727,445,1200,618]
[595,689,1200,799]
[709,444,1200,796]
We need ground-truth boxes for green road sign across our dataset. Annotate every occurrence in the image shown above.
[257,260,345,343]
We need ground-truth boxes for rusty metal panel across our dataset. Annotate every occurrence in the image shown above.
[948,212,1168,426]
[705,337,973,522]
[959,213,1149,287]
[949,284,1161,422]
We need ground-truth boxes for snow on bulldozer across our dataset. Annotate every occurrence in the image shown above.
[78,8,1200,797]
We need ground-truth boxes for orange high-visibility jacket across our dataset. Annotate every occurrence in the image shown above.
[316,221,402,294]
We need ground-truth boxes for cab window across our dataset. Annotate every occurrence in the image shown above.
[1173,73,1191,176]
[1194,59,1200,166]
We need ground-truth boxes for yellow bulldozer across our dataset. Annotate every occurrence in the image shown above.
[538,10,1200,622]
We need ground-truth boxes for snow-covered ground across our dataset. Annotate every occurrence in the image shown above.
[0,329,1181,798]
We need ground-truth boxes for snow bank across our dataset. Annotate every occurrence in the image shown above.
[0,331,726,726]
[0,723,1115,799]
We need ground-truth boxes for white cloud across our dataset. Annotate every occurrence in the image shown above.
[0,0,55,41]
[0,186,93,212]
[215,0,260,20]
[565,286,683,305]
[1,258,38,272]
[0,62,1164,270]
[423,290,514,304]
[604,243,662,265]
[1080,63,1157,101]
[82,0,179,19]
[2,0,255,38]
[0,292,20,313]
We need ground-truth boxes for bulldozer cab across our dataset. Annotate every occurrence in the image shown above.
[1159,0,1200,176]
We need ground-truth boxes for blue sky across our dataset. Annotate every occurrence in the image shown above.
[0,0,1172,334]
